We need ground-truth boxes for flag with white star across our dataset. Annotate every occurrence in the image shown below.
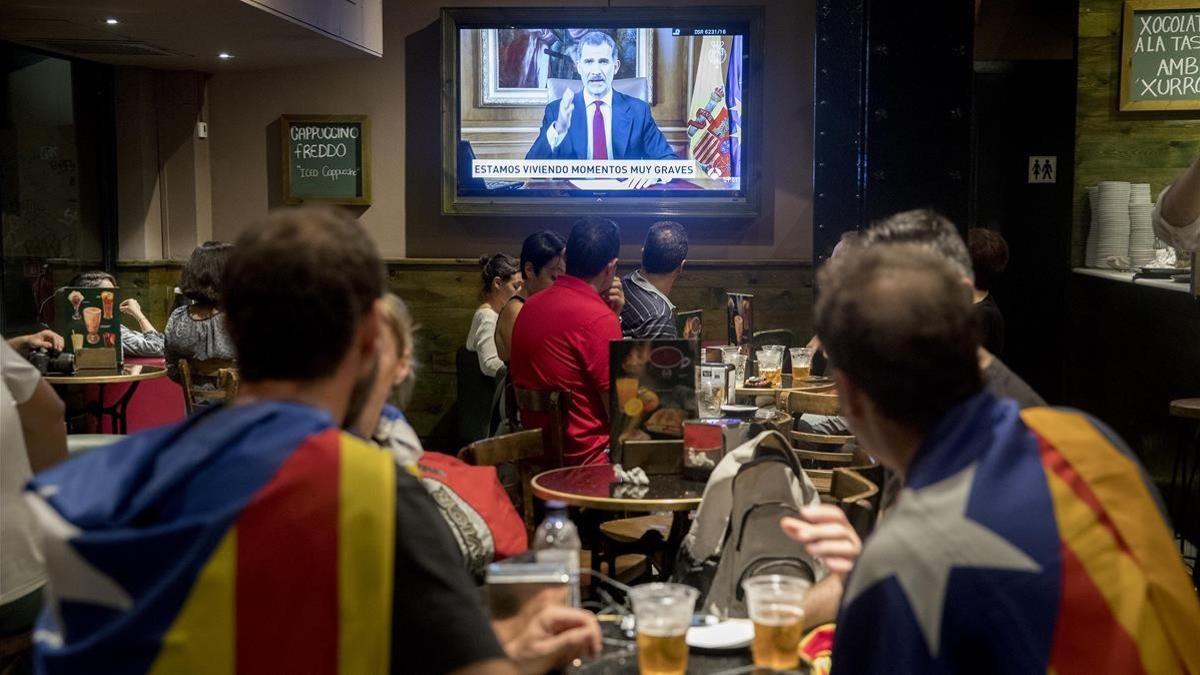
[833,393,1200,674]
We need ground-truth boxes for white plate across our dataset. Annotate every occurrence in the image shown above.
[686,618,754,651]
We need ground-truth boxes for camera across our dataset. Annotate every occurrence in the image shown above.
[28,348,75,376]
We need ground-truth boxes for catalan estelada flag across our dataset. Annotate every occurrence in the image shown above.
[24,402,396,674]
[833,392,1200,674]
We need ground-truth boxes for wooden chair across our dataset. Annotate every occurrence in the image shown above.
[830,467,880,539]
[513,387,572,468]
[600,439,685,581]
[458,428,545,536]
[783,389,842,417]
[178,358,239,414]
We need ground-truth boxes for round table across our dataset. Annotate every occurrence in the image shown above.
[531,465,705,580]
[45,365,168,434]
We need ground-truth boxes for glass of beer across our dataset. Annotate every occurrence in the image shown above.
[756,350,783,388]
[790,347,814,382]
[629,582,698,675]
[742,575,811,670]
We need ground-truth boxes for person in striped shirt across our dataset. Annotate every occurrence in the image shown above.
[620,220,688,339]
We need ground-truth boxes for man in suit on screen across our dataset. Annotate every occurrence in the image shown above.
[525,31,677,173]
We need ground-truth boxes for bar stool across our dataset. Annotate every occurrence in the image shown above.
[1167,398,1200,584]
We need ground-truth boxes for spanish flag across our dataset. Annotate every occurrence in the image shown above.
[24,402,395,674]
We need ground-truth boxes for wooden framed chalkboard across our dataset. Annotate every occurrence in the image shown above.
[1121,0,1200,110]
[280,115,371,205]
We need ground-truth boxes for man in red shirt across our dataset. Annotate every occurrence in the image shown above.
[510,217,625,466]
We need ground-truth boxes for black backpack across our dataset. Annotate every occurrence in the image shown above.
[702,431,820,617]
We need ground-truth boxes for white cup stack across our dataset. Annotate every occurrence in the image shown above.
[1086,185,1100,267]
[1128,183,1155,268]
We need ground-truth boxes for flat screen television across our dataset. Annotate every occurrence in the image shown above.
[441,7,764,218]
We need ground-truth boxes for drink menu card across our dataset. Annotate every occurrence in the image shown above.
[63,287,122,368]
[725,292,754,345]
[676,309,703,342]
[610,339,700,463]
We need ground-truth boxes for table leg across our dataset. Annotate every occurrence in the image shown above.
[104,381,141,435]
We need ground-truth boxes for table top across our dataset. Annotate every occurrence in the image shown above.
[44,364,168,385]
[569,621,809,675]
[531,465,705,512]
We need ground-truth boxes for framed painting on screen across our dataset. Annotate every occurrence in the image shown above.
[479,28,655,106]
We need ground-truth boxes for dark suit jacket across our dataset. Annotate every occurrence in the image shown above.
[524,90,677,160]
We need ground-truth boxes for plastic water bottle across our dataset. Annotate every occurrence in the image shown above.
[533,500,581,607]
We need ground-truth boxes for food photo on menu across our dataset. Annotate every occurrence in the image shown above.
[610,339,700,462]
[725,291,753,345]
[63,285,124,367]
[676,308,703,342]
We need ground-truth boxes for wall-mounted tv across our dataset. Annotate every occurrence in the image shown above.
[441,7,764,218]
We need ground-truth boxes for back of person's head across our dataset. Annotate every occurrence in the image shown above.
[642,221,688,274]
[223,207,385,382]
[69,270,117,288]
[520,231,566,278]
[479,253,520,297]
[180,241,235,306]
[968,228,1009,292]
[381,293,417,410]
[815,243,982,432]
[865,209,973,281]
[565,217,621,279]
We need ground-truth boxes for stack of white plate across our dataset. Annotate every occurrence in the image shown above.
[1086,186,1100,267]
[1088,181,1132,268]
[1128,183,1155,267]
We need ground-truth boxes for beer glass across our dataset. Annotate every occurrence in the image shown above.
[629,583,698,675]
[790,347,814,381]
[742,575,811,670]
[756,350,783,388]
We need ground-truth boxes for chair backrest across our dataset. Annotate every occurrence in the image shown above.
[783,389,841,417]
[513,387,572,467]
[178,358,239,414]
[830,467,880,539]
[547,77,650,103]
[455,346,498,445]
[458,428,545,536]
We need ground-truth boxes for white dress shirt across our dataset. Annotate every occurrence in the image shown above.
[545,89,614,159]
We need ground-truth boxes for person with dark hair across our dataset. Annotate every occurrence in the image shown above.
[164,241,237,387]
[524,30,676,182]
[510,217,625,466]
[495,231,566,363]
[785,243,1200,674]
[467,253,522,378]
[25,206,600,675]
[967,227,1009,357]
[68,270,164,357]
[865,209,1044,408]
[620,220,688,339]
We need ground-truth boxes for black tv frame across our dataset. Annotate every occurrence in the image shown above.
[440,6,764,218]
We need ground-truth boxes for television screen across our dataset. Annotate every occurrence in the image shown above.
[442,8,761,217]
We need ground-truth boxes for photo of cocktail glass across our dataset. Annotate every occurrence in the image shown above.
[102,331,117,347]
[82,307,102,345]
[629,583,698,675]
[68,290,84,319]
[742,575,811,671]
[790,347,814,381]
[100,291,115,319]
[70,332,84,352]
[756,349,783,388]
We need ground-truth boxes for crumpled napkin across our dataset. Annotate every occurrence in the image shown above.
[612,463,649,486]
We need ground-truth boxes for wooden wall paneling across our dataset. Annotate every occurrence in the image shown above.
[1074,0,1200,266]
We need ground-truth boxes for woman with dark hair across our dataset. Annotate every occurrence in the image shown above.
[68,270,164,357]
[164,241,236,385]
[466,253,522,378]
[494,231,566,363]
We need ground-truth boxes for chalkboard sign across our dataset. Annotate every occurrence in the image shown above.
[280,115,371,205]
[1121,1,1200,110]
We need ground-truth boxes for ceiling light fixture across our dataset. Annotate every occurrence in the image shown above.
[218,52,234,60]
[105,17,119,25]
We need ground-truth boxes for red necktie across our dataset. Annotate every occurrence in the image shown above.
[592,101,607,160]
